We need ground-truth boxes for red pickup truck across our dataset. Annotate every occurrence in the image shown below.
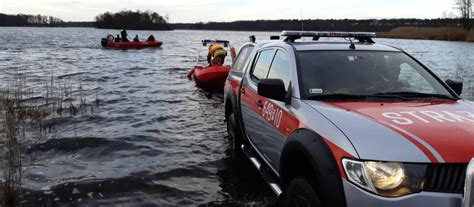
[224,31,474,207]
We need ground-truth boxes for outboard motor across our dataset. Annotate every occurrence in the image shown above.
[101,38,108,47]
[101,35,114,47]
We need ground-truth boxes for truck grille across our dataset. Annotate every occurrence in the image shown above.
[423,164,467,194]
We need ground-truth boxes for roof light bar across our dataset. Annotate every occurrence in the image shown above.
[202,39,230,47]
[281,31,376,38]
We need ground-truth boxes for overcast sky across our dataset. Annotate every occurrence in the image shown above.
[0,0,458,23]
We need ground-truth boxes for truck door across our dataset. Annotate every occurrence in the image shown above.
[226,44,255,103]
[240,49,291,170]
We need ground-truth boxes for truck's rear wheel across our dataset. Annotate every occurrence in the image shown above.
[227,113,243,156]
[285,176,322,207]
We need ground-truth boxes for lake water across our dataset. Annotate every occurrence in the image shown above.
[0,27,473,206]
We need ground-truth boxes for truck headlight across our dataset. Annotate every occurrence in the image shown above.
[343,159,426,197]
[365,162,405,190]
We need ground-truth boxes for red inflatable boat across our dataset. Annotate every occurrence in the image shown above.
[187,65,231,89]
[104,40,162,49]
[187,39,236,89]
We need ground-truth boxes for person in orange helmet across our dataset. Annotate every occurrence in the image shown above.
[207,43,226,65]
[211,49,228,66]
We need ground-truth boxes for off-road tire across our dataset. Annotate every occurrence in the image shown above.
[227,113,243,156]
[284,176,323,207]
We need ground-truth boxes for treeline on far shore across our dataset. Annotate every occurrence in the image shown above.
[0,11,171,30]
[172,18,473,32]
[172,18,473,42]
[95,10,171,30]
[0,13,64,26]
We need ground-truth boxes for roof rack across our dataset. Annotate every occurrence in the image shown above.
[281,31,376,43]
[202,39,230,47]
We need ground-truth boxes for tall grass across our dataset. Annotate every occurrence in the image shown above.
[1,96,22,207]
[0,96,48,206]
[0,72,49,206]
[378,27,474,42]
[466,30,474,42]
[0,71,100,206]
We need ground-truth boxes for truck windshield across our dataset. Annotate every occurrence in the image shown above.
[298,51,455,100]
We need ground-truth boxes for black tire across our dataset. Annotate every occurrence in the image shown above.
[285,177,322,207]
[227,113,243,156]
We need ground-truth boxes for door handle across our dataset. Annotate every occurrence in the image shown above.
[240,87,246,95]
[256,100,263,108]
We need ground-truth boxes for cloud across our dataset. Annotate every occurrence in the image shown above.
[1,0,457,22]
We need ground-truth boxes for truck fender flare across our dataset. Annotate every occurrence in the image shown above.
[224,89,237,119]
[280,128,346,207]
[224,88,247,140]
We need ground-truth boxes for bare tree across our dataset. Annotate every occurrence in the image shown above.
[455,0,472,29]
[442,10,458,18]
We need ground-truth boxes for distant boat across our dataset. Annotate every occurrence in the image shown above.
[101,35,162,49]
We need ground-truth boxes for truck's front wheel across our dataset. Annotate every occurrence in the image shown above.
[285,176,322,207]
[227,113,243,156]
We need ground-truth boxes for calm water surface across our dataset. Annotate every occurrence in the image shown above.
[0,27,473,206]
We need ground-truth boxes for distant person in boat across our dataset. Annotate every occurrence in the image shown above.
[121,29,129,42]
[115,34,122,42]
[207,44,225,65]
[147,35,155,42]
[133,35,139,42]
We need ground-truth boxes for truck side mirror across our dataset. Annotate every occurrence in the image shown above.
[445,79,463,95]
[258,79,286,102]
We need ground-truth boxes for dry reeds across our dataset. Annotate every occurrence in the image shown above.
[0,70,100,206]
[1,96,23,207]
[0,79,50,206]
[378,27,474,42]
[466,29,474,42]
